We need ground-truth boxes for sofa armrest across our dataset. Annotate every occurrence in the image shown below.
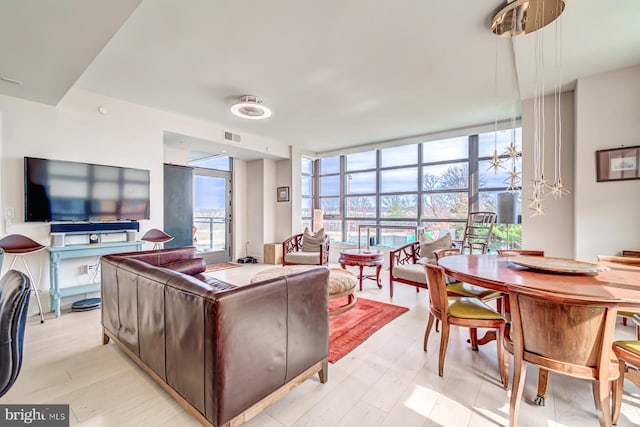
[320,235,330,265]
[283,233,303,256]
[389,241,420,268]
[212,267,329,425]
[162,257,206,275]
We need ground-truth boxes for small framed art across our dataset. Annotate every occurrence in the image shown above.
[596,145,640,182]
[277,186,290,202]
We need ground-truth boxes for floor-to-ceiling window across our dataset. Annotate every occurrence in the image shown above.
[307,128,522,250]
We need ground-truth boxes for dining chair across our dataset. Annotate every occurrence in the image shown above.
[423,263,508,388]
[507,283,620,427]
[433,248,502,349]
[612,314,640,425]
[598,255,640,339]
[497,249,549,403]
[458,211,497,254]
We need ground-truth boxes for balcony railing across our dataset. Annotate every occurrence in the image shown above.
[193,216,227,251]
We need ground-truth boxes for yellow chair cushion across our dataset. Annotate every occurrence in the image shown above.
[448,297,505,320]
[618,310,639,318]
[446,281,502,301]
[615,340,640,357]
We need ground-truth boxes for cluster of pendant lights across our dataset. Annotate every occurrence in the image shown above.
[490,0,568,217]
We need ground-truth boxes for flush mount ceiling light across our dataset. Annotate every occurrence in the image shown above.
[230,95,272,120]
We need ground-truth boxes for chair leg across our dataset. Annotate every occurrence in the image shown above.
[510,354,527,427]
[424,314,435,351]
[612,360,625,425]
[20,256,45,323]
[438,323,450,377]
[469,328,479,351]
[497,324,508,389]
[534,369,549,406]
[435,319,440,333]
[592,378,613,427]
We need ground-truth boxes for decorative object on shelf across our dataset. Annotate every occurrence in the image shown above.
[277,186,289,202]
[596,145,640,182]
[492,0,568,217]
[230,95,272,120]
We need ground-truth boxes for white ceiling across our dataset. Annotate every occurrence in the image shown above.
[1,1,639,157]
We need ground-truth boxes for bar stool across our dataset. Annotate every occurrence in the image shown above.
[141,229,173,250]
[0,234,46,323]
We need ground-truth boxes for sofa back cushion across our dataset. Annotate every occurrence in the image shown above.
[419,233,452,261]
[302,227,325,252]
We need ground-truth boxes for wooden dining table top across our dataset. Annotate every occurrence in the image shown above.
[437,254,640,309]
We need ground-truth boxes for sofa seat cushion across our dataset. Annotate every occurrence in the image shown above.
[446,281,502,300]
[392,264,427,284]
[284,251,321,265]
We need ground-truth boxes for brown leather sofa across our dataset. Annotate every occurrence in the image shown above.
[100,246,329,427]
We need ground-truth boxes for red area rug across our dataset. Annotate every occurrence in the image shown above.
[205,262,241,272]
[329,298,409,363]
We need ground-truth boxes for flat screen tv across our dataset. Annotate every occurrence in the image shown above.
[24,157,150,222]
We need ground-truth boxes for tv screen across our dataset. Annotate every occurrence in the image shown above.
[24,157,150,222]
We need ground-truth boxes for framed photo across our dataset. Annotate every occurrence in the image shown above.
[277,186,290,202]
[596,145,640,182]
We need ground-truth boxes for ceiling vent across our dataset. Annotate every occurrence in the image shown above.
[224,131,241,142]
[230,95,272,120]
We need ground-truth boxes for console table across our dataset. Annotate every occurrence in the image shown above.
[47,241,142,317]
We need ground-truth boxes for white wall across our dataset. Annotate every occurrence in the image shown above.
[0,88,288,311]
[521,65,640,261]
[263,158,277,246]
[574,65,640,260]
[521,91,575,258]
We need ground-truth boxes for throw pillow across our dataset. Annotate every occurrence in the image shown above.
[419,233,452,259]
[302,227,325,252]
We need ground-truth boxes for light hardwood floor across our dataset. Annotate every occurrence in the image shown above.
[3,263,640,426]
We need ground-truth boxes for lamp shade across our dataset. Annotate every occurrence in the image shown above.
[313,209,324,232]
[497,192,519,224]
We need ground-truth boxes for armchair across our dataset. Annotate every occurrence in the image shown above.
[282,228,329,266]
[388,233,452,298]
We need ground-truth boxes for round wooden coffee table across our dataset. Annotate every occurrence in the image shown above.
[338,249,384,291]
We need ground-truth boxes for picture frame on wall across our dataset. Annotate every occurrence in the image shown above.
[596,145,640,182]
[277,186,290,202]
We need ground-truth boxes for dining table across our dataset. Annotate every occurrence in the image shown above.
[437,254,640,309]
[437,254,640,404]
